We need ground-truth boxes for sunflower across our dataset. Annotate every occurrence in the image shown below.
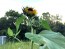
[23,7,37,18]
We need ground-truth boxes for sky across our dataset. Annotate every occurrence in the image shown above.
[0,0,65,22]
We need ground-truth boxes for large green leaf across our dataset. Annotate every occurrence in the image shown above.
[40,19,51,30]
[25,30,65,49]
[7,28,14,36]
[39,30,65,49]
[25,32,45,45]
[15,15,25,31]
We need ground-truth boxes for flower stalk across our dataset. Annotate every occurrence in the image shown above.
[22,7,37,49]
[31,26,34,49]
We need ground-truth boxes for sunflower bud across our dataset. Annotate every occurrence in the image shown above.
[22,7,37,18]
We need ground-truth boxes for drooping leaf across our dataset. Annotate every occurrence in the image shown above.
[40,19,51,30]
[7,28,14,36]
[25,30,65,49]
[15,15,25,31]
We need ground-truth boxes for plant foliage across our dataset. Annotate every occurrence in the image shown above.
[7,28,14,36]
[7,15,25,41]
[25,30,65,49]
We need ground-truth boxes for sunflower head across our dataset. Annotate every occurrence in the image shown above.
[22,7,37,18]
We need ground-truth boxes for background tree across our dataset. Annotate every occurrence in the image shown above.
[0,10,65,40]
[42,12,65,36]
[0,17,8,35]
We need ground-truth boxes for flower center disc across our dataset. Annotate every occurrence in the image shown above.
[28,8,33,11]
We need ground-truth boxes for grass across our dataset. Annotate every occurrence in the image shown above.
[0,41,39,49]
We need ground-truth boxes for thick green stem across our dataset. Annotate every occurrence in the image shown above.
[31,41,34,49]
[31,28,36,49]
[28,18,36,49]
[14,37,21,42]
[14,37,23,49]
[31,27,34,49]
